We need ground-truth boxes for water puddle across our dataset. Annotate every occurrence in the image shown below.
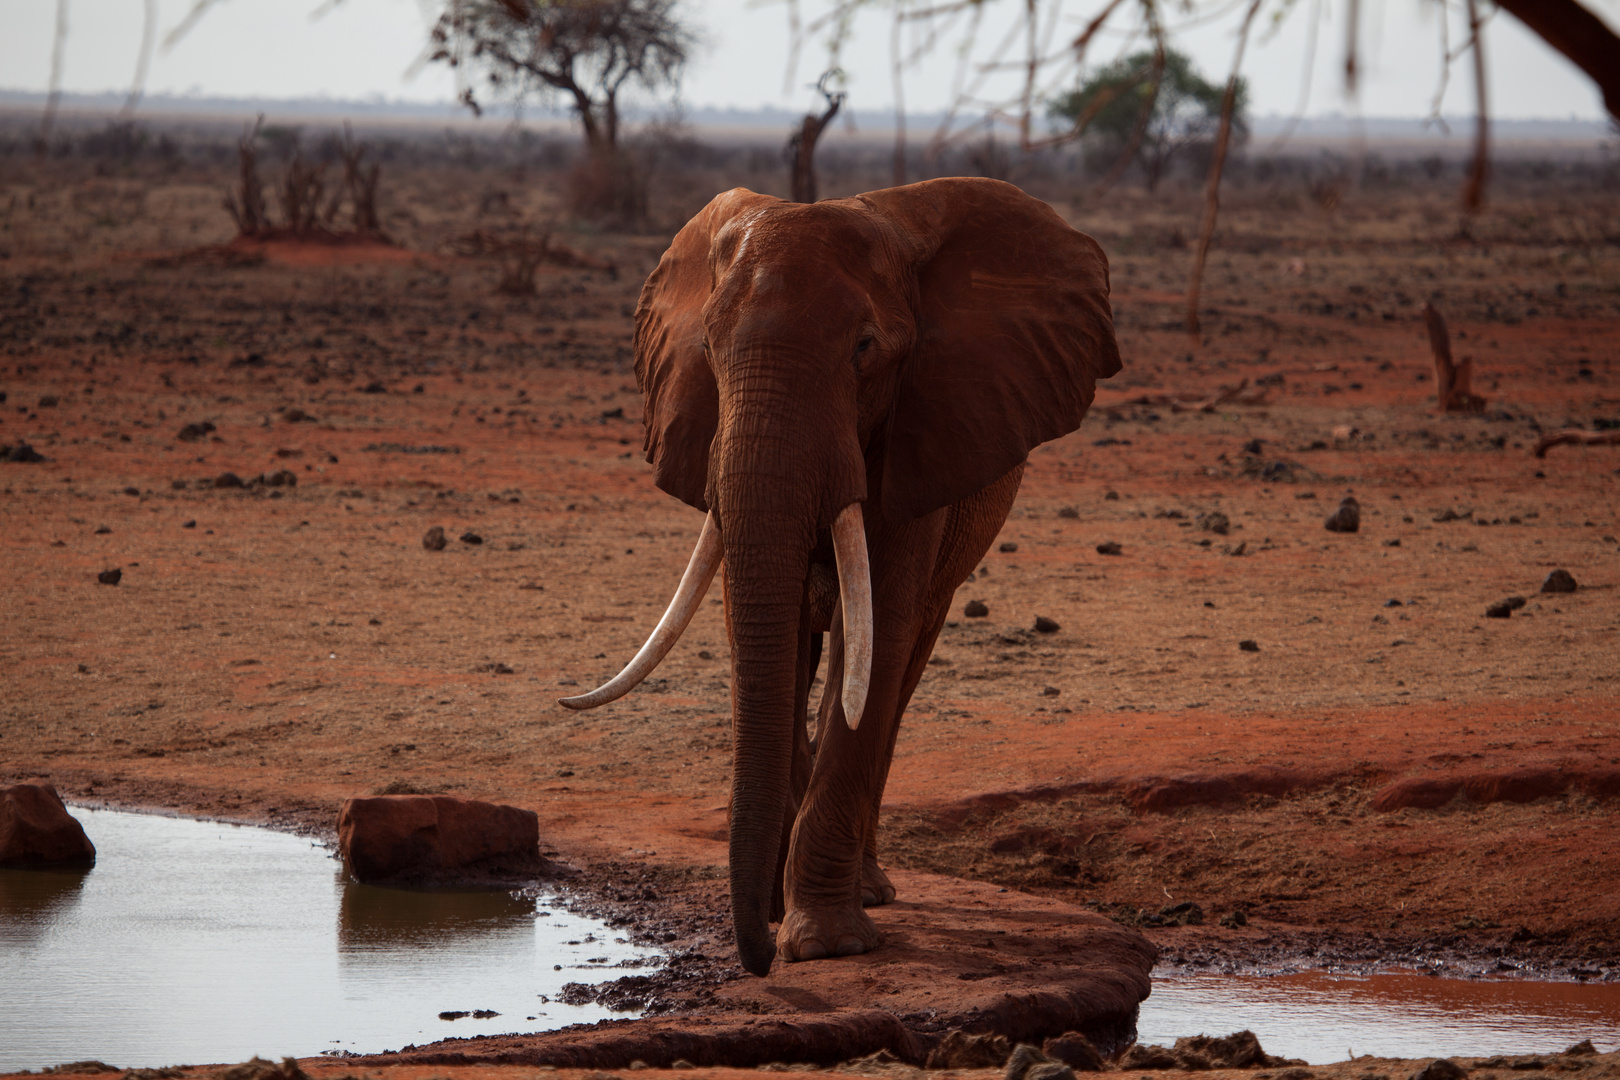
[0,808,659,1073]
[1141,971,1620,1064]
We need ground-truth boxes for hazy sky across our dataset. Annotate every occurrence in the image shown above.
[1,0,1614,122]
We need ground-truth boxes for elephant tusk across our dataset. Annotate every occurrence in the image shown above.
[832,501,873,730]
[558,511,722,710]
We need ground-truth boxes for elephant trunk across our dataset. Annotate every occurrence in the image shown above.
[713,362,867,975]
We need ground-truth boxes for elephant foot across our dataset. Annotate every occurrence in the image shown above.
[777,903,883,962]
[861,853,897,907]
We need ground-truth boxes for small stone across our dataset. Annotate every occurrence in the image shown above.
[1239,639,1260,652]
[214,471,245,489]
[1200,511,1230,535]
[176,421,216,442]
[97,568,122,585]
[1324,496,1361,533]
[1383,538,1401,547]
[1540,569,1577,594]
[1411,1059,1468,1080]
[964,599,989,618]
[1565,1041,1597,1057]
[361,381,386,394]
[1034,616,1060,633]
[460,531,483,545]
[94,525,111,534]
[38,395,59,408]
[423,526,447,551]
[183,520,196,529]
[1095,541,1122,556]
[999,541,1019,553]
[283,408,312,423]
[265,469,298,487]
[1486,596,1526,618]
[1041,686,1061,696]
[1057,506,1079,519]
[1103,490,1119,501]
[122,486,140,496]
[1385,598,1403,607]
[1220,909,1249,928]
[4,442,46,463]
[1042,1032,1105,1073]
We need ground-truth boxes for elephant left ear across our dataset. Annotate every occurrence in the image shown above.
[860,177,1121,522]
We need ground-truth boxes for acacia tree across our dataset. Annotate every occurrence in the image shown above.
[1049,46,1247,191]
[429,0,693,220]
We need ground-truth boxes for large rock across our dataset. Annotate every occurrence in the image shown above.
[0,783,96,867]
[337,794,541,884]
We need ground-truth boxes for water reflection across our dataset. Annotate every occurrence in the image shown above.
[338,877,535,950]
[0,865,92,946]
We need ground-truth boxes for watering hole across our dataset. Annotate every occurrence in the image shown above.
[3,810,1618,1073]
[0,808,659,1073]
[1140,971,1620,1064]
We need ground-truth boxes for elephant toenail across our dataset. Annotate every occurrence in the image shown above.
[835,937,866,956]
[796,939,830,961]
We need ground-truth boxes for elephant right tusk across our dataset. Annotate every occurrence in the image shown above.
[558,511,721,710]
[832,501,873,730]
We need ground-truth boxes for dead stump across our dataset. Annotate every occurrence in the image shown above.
[0,783,96,867]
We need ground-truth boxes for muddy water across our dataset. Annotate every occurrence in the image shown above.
[1142,971,1620,1064]
[0,809,659,1073]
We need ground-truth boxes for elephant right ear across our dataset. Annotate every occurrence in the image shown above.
[635,188,781,512]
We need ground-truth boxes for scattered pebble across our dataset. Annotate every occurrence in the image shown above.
[94,525,111,535]
[176,421,216,442]
[1095,541,1122,555]
[97,568,122,586]
[1383,538,1401,547]
[122,486,140,496]
[183,520,196,529]
[214,472,245,489]
[1239,639,1260,652]
[4,442,46,463]
[1385,598,1403,607]
[1103,490,1119,501]
[1485,596,1527,618]
[361,381,386,394]
[1033,616,1060,633]
[460,531,483,545]
[422,526,447,551]
[1540,568,1577,594]
[1199,511,1230,535]
[1324,496,1361,533]
[1040,686,1061,696]
[1057,506,1079,519]
[999,542,1018,553]
[963,600,989,618]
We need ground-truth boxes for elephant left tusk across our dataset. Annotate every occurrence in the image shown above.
[558,512,722,710]
[832,501,873,730]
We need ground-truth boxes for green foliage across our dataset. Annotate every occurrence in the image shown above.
[1049,46,1249,190]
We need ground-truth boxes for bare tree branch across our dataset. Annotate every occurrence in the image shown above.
[1494,0,1620,122]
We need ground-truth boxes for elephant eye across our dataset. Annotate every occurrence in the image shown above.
[853,336,874,370]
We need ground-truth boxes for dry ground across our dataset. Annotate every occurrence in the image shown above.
[2,137,1619,1070]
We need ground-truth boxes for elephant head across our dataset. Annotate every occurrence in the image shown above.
[562,177,1119,975]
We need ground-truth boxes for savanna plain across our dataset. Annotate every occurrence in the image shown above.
[2,116,1618,1078]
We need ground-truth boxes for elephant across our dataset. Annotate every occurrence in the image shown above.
[560,176,1121,976]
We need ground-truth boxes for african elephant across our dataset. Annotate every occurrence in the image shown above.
[561,177,1120,976]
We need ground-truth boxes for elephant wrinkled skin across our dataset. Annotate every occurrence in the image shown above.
[563,177,1121,976]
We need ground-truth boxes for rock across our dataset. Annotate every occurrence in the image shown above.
[1174,1030,1300,1068]
[1541,569,1577,594]
[94,525,111,534]
[176,421,216,442]
[361,381,386,393]
[1324,496,1361,533]
[337,794,542,884]
[1095,541,1122,555]
[1485,596,1526,618]
[1057,506,1079,519]
[214,471,245,489]
[1034,616,1060,633]
[1119,1044,1181,1070]
[1005,1044,1064,1080]
[423,526,448,551]
[1565,1041,1597,1056]
[1026,1063,1077,1080]
[963,600,989,618]
[97,568,122,585]
[264,469,297,487]
[460,531,484,545]
[1103,491,1119,501]
[927,1031,1010,1069]
[1042,1032,1105,1072]
[1411,1059,1467,1080]
[1219,909,1248,928]
[1199,511,1230,535]
[1239,639,1260,652]
[4,441,46,463]
[283,408,313,423]
[999,542,1019,553]
[221,1057,311,1080]
[0,783,96,867]
[1041,686,1061,697]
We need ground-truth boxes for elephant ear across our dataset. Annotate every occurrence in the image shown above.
[635,187,781,512]
[860,177,1121,522]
